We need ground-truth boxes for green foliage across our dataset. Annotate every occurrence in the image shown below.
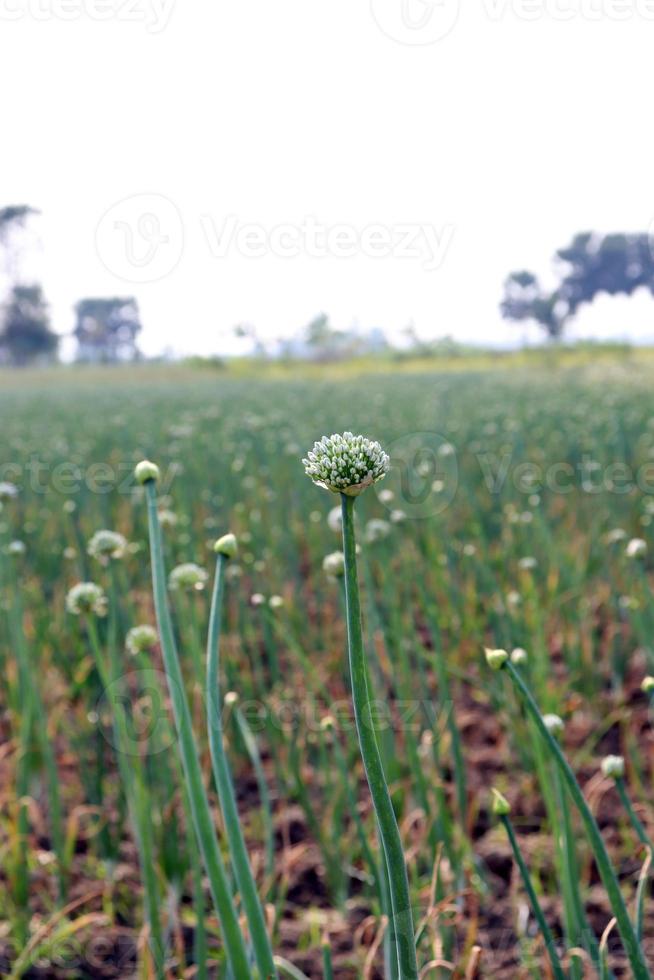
[0,284,58,366]
[73,296,142,363]
[501,231,654,338]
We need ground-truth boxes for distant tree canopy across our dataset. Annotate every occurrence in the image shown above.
[0,284,58,366]
[0,206,58,366]
[74,297,142,362]
[501,233,654,339]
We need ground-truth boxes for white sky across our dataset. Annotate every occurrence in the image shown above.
[2,0,654,357]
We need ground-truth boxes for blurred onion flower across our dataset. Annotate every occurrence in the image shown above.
[303,432,389,495]
[364,518,391,544]
[601,755,625,780]
[0,481,18,501]
[327,506,342,533]
[87,529,128,564]
[543,713,564,737]
[323,550,345,579]
[66,582,107,617]
[126,624,159,656]
[158,509,178,529]
[7,540,26,556]
[626,538,647,558]
[168,562,208,592]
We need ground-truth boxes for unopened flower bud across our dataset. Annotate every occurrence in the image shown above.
[134,460,160,485]
[214,533,238,559]
[491,788,511,816]
[485,647,508,671]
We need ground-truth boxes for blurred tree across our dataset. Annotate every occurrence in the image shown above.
[501,233,654,339]
[73,297,142,362]
[0,284,58,366]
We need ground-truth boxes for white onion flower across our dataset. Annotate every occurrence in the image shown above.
[0,481,18,501]
[66,582,107,617]
[327,506,342,533]
[126,624,158,656]
[364,518,391,544]
[168,562,208,592]
[323,551,345,579]
[302,432,390,496]
[543,713,564,736]
[87,529,128,563]
[626,538,647,558]
[601,755,625,780]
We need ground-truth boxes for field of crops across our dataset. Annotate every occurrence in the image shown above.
[2,357,654,978]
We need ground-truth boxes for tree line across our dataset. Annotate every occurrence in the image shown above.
[0,206,142,366]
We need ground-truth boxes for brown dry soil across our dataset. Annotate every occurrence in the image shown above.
[2,657,654,979]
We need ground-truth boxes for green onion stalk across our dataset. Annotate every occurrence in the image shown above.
[491,789,566,980]
[302,433,419,978]
[486,648,650,979]
[135,461,251,978]
[206,533,277,979]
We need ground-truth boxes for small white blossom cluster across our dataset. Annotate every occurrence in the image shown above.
[169,562,208,592]
[66,582,107,617]
[323,551,345,578]
[88,530,128,564]
[601,754,625,780]
[303,432,390,496]
[0,481,18,501]
[126,624,158,656]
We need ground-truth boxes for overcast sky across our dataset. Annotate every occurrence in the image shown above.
[2,0,654,356]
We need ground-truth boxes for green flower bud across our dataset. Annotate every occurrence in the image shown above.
[641,676,654,694]
[485,647,508,671]
[214,533,238,558]
[134,460,160,485]
[491,788,511,816]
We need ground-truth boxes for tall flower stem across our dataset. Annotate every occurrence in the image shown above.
[207,548,277,979]
[615,777,654,851]
[142,480,251,978]
[499,812,566,980]
[86,616,165,980]
[340,493,418,979]
[503,660,649,979]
